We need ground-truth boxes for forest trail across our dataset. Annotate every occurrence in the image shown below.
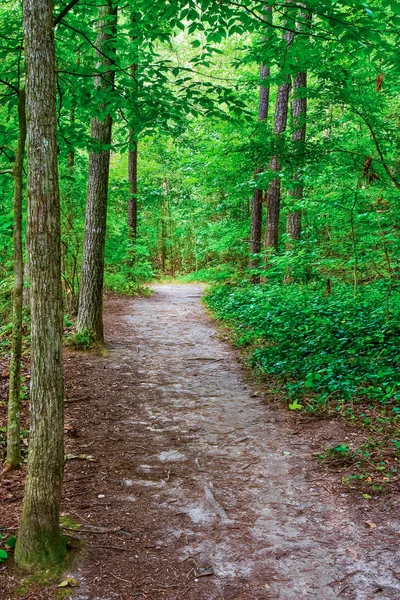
[62,284,400,600]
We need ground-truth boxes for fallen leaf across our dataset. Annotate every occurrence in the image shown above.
[346,547,358,559]
[365,520,376,529]
[57,577,79,588]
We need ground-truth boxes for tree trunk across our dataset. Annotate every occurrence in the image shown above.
[286,70,306,240]
[15,0,65,570]
[286,12,311,241]
[265,29,294,250]
[127,27,138,244]
[128,136,138,241]
[5,88,26,472]
[249,6,272,278]
[77,1,117,344]
[249,65,270,276]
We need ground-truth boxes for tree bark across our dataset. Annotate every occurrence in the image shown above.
[127,22,138,244]
[128,137,138,241]
[265,29,294,250]
[15,0,65,570]
[286,10,311,240]
[77,1,117,343]
[249,65,270,276]
[5,88,26,472]
[249,6,272,278]
[286,70,306,240]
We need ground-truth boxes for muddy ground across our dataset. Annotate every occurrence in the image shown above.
[1,283,399,599]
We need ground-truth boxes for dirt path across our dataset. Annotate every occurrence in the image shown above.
[42,285,400,598]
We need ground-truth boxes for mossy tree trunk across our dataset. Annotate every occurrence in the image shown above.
[5,88,26,472]
[77,1,117,344]
[15,0,66,570]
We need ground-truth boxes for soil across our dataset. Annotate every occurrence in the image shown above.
[1,283,400,599]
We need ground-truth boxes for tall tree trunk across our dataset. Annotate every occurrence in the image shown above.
[127,23,138,244]
[15,0,65,570]
[77,1,117,343]
[249,6,272,278]
[265,29,294,250]
[4,88,26,473]
[286,70,307,241]
[128,137,138,241]
[249,65,270,275]
[286,10,311,241]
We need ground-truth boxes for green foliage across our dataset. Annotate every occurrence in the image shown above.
[72,329,94,350]
[5,536,17,549]
[0,549,8,562]
[181,265,236,283]
[205,282,400,420]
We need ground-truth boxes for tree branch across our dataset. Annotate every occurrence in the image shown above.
[0,78,18,93]
[54,0,81,26]
[352,108,400,190]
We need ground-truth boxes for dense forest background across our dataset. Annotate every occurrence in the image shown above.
[0,0,400,550]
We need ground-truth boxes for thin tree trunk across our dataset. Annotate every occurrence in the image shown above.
[249,6,272,278]
[128,137,138,241]
[286,10,311,240]
[128,25,138,244]
[4,88,26,473]
[77,1,117,343]
[249,65,270,276]
[265,29,294,250]
[15,0,65,569]
[286,71,306,240]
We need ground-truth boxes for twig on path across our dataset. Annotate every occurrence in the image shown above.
[185,357,223,361]
[0,496,23,503]
[65,396,91,404]
[110,572,131,584]
[220,436,249,449]
[338,585,350,596]
[183,551,201,563]
[242,461,259,470]
[93,544,133,552]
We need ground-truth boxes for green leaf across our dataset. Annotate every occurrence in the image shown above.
[5,536,16,549]
[0,549,8,562]
[288,399,303,411]
[57,577,79,588]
